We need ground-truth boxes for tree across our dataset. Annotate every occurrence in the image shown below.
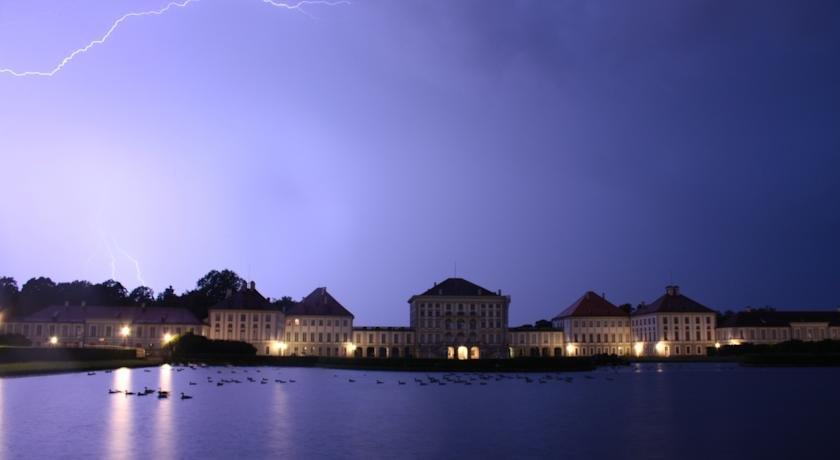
[129,286,155,305]
[195,269,245,305]
[618,303,633,314]
[156,285,180,306]
[19,277,57,316]
[535,319,552,328]
[94,280,129,305]
[54,280,93,305]
[272,296,295,311]
[0,276,19,312]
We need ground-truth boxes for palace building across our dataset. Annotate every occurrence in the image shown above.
[282,287,355,358]
[208,281,283,355]
[553,291,631,357]
[408,278,511,359]
[716,309,840,345]
[4,277,836,360]
[0,302,204,349]
[631,285,717,357]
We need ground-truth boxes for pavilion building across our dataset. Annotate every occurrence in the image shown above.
[631,285,717,357]
[552,291,631,357]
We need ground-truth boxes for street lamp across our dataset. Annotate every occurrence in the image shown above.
[163,332,173,344]
[120,325,130,347]
[49,336,58,346]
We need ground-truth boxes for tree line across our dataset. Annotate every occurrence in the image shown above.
[0,269,294,321]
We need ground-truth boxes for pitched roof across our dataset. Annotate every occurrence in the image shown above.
[285,287,354,317]
[211,284,274,311]
[553,291,628,319]
[414,278,503,298]
[508,325,562,332]
[19,305,203,325]
[719,310,840,328]
[634,286,716,315]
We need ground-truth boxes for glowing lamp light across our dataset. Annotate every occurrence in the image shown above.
[565,343,575,356]
[714,342,721,349]
[633,342,644,357]
[120,326,130,337]
[346,343,357,353]
[49,336,58,345]
[655,341,666,355]
[163,333,174,344]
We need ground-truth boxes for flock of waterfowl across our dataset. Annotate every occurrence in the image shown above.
[95,363,618,401]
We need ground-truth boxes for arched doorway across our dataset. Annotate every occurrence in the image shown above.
[469,346,480,359]
[457,346,468,360]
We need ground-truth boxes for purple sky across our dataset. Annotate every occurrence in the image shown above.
[1,0,838,325]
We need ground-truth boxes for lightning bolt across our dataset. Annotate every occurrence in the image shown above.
[0,0,200,78]
[263,1,352,19]
[113,241,147,287]
[0,0,351,78]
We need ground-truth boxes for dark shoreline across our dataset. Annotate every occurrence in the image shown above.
[0,358,162,378]
[168,355,606,373]
[3,353,839,378]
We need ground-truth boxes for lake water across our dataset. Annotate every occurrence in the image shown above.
[0,363,837,459]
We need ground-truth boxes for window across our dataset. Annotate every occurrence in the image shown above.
[240,314,246,321]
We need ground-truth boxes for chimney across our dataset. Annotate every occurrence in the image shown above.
[434,281,437,287]
[602,292,606,299]
[497,289,501,295]
[250,281,256,290]
[666,285,680,296]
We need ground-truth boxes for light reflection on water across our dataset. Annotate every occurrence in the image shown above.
[0,363,837,460]
[155,364,173,460]
[108,368,132,460]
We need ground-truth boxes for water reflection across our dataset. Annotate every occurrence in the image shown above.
[0,379,4,457]
[108,368,133,460]
[155,364,173,460]
[269,373,291,455]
